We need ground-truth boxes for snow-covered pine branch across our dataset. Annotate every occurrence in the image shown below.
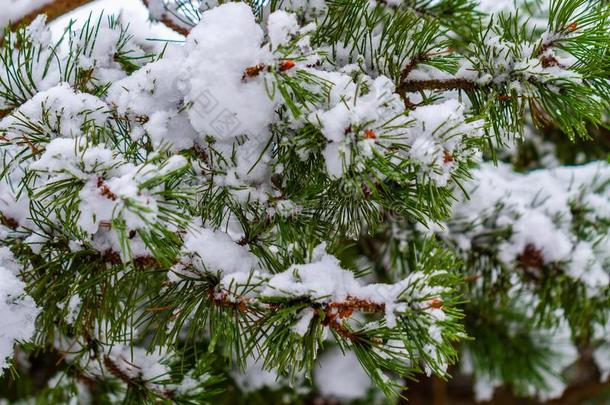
[0,0,607,403]
[0,0,92,31]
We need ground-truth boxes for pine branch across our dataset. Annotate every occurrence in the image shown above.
[398,78,477,93]
[4,0,94,31]
[1,2,609,403]
[141,0,191,36]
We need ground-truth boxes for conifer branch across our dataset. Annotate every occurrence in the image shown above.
[140,0,191,36]
[398,78,477,93]
[0,1,608,403]
[5,0,93,30]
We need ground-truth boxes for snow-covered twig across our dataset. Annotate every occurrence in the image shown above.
[0,0,92,31]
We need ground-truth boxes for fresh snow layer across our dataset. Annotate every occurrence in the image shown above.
[49,0,181,40]
[0,248,39,371]
[315,348,373,400]
[447,161,610,294]
[0,1,607,401]
[0,0,53,29]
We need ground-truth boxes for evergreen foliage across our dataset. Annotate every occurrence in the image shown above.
[0,0,608,403]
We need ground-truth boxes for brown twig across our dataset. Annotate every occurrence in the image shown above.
[396,55,428,110]
[319,295,387,341]
[537,22,578,69]
[103,355,136,386]
[96,177,118,201]
[7,0,94,31]
[103,354,172,400]
[323,315,360,341]
[398,78,478,94]
[140,0,191,36]
[326,295,386,318]
[516,243,548,282]
[0,213,19,230]
[101,249,168,269]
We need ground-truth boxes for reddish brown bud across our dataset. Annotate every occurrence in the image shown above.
[429,299,443,309]
[518,243,545,269]
[97,177,117,201]
[278,60,296,72]
[243,63,267,79]
[443,150,454,163]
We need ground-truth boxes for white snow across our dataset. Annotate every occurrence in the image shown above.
[0,1,606,401]
[267,10,299,49]
[314,348,372,400]
[232,356,283,392]
[0,248,40,371]
[263,244,448,329]
[447,161,610,294]
[178,224,260,276]
[0,83,108,140]
[0,0,53,29]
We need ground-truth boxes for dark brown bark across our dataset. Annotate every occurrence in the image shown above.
[8,0,94,30]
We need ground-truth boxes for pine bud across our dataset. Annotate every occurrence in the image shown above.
[443,150,454,163]
[364,129,377,139]
[429,299,443,309]
[243,63,267,80]
[278,60,296,72]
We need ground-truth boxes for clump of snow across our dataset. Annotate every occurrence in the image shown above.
[0,0,53,30]
[593,321,610,382]
[107,3,280,200]
[232,357,284,393]
[183,3,275,140]
[62,294,82,325]
[29,137,117,179]
[263,244,448,329]
[267,10,299,49]
[445,161,610,294]
[105,345,170,384]
[307,70,481,181]
[145,0,195,34]
[314,348,373,400]
[0,14,155,112]
[30,136,188,238]
[0,248,40,372]
[49,0,183,42]
[0,83,108,140]
[292,307,316,336]
[176,224,261,277]
[408,99,482,185]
